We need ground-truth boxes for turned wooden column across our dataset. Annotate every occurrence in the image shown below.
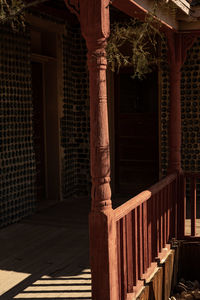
[79,1,119,299]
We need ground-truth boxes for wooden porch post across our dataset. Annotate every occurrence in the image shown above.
[167,32,200,238]
[167,32,200,173]
[167,33,182,174]
[79,1,119,299]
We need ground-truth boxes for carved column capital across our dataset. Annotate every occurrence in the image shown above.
[79,0,110,43]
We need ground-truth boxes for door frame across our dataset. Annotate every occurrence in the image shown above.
[29,16,65,205]
[107,68,162,196]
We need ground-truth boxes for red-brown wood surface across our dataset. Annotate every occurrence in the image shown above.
[143,202,148,273]
[163,188,167,247]
[117,221,122,300]
[173,179,178,239]
[147,198,152,267]
[166,186,170,242]
[132,209,138,286]
[191,176,196,237]
[159,191,163,252]
[126,213,134,293]
[138,205,143,279]
[122,218,127,300]
[156,193,160,255]
[114,173,178,299]
[152,195,157,260]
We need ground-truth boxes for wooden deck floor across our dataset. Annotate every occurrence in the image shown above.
[0,196,200,300]
[0,198,91,300]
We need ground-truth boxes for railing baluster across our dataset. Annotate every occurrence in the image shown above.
[138,205,143,279]
[191,176,196,237]
[158,191,163,253]
[132,208,138,286]
[156,193,160,257]
[169,182,174,239]
[166,185,170,243]
[163,188,167,248]
[147,197,152,267]
[152,195,157,260]
[183,175,186,238]
[126,213,133,293]
[174,177,178,239]
[122,217,127,299]
[117,221,122,300]
[143,201,148,272]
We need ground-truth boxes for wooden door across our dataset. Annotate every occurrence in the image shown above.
[115,71,159,195]
[31,61,46,201]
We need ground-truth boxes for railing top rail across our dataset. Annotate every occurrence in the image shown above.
[114,172,177,221]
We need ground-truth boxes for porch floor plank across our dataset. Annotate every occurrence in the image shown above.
[0,198,91,300]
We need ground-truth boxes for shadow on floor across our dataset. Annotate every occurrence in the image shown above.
[0,197,92,299]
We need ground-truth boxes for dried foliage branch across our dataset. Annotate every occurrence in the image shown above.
[107,2,167,79]
[0,0,48,29]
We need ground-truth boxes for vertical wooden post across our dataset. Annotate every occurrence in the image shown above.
[79,1,119,299]
[167,33,182,174]
[166,32,199,239]
[167,33,182,239]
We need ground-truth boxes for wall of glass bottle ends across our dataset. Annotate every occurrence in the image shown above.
[160,37,200,174]
[0,26,36,227]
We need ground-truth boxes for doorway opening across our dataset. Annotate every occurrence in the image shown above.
[31,28,61,207]
[114,70,159,196]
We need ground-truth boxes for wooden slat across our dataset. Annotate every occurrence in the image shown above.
[166,184,170,242]
[121,217,127,300]
[158,191,164,252]
[152,195,157,260]
[163,187,167,248]
[183,175,186,238]
[138,205,143,279]
[191,176,196,237]
[143,202,148,273]
[117,221,122,300]
[174,178,178,239]
[156,194,160,257]
[147,197,152,267]
[169,182,174,239]
[126,213,133,293]
[158,191,163,253]
[132,209,138,286]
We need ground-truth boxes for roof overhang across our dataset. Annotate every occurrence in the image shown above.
[112,0,200,32]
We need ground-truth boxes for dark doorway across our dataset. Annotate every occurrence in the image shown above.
[31,61,46,201]
[115,70,159,196]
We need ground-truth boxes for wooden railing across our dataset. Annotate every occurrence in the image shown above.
[113,172,178,299]
[183,172,200,238]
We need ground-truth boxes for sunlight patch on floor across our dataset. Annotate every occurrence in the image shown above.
[14,269,92,299]
[0,270,31,296]
[185,219,200,236]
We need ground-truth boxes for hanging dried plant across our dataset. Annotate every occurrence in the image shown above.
[0,0,48,30]
[106,0,168,79]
